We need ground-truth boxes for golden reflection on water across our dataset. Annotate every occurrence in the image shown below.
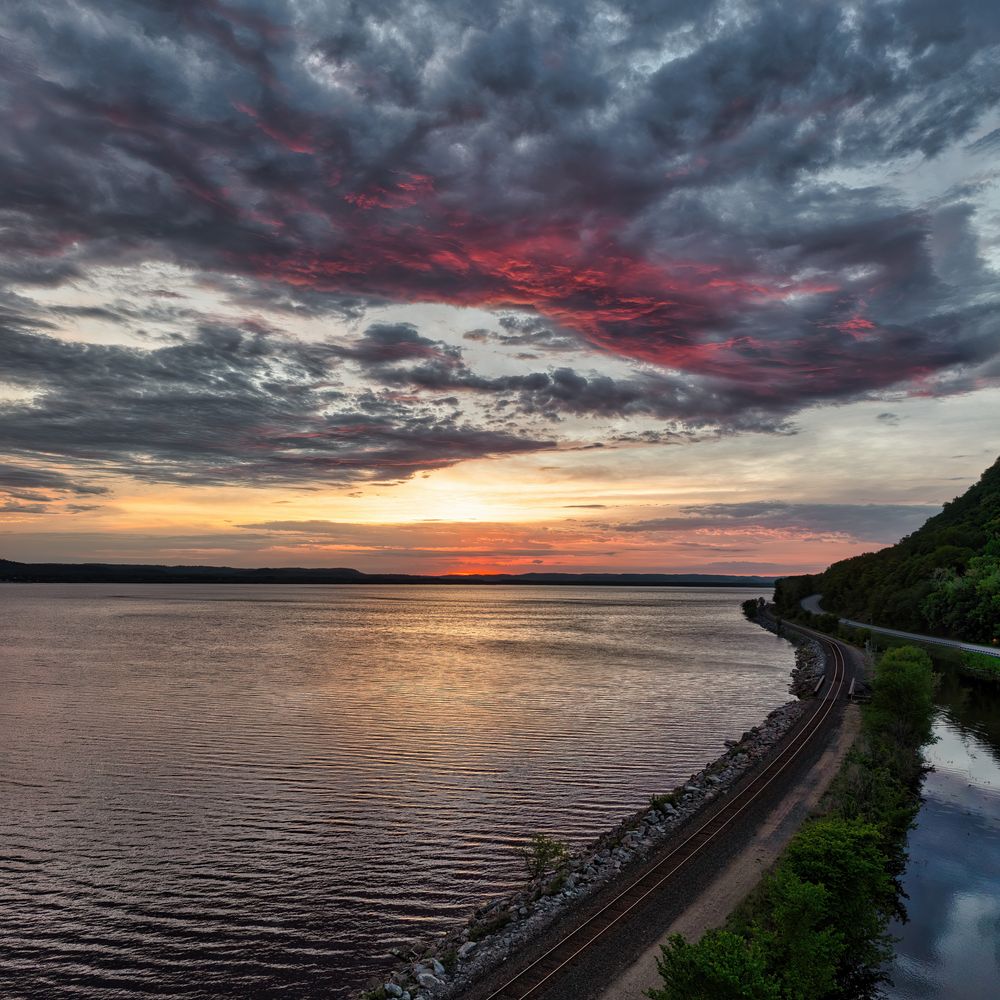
[1,583,795,998]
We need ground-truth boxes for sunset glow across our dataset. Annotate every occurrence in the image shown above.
[1,1,999,573]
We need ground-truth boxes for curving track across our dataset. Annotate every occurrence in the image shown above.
[477,628,852,1000]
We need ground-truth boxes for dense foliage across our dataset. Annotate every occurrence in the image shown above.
[774,457,1000,645]
[650,646,936,1000]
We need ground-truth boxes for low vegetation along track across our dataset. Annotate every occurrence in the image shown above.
[478,628,853,1000]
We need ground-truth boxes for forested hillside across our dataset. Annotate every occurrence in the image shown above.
[775,456,1000,645]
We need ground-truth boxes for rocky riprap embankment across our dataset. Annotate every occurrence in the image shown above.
[788,639,826,697]
[360,628,827,1000]
[753,616,826,699]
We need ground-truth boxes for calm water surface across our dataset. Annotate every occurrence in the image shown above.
[0,584,795,998]
[886,669,1000,999]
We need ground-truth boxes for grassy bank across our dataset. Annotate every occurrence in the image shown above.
[958,650,1000,683]
[649,645,936,1000]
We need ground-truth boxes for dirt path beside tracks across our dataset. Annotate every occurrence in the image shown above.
[597,703,861,1000]
[462,630,864,1000]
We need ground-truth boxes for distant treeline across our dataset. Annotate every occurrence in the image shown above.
[0,559,775,588]
[651,645,937,1000]
[774,455,1000,645]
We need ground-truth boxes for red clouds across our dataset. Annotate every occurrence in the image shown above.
[244,198,860,397]
[4,0,999,445]
[233,102,316,154]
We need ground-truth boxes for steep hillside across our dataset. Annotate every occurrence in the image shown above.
[775,456,1000,644]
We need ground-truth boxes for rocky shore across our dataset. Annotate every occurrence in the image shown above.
[758,617,827,698]
[360,622,826,1000]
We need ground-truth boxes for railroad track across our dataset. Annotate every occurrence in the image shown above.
[481,631,850,1000]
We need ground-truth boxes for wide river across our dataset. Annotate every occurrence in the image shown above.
[0,584,796,998]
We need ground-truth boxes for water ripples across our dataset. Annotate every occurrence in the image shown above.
[0,584,794,997]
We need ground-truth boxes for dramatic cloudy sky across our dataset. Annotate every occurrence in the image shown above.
[1,0,998,573]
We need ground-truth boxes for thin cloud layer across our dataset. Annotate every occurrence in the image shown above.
[0,460,110,517]
[618,501,942,544]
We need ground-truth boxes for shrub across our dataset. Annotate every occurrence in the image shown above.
[650,931,781,1000]
[515,833,569,879]
[650,791,682,811]
[864,646,936,755]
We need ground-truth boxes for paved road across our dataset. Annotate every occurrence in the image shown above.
[463,624,859,1000]
[801,594,1000,658]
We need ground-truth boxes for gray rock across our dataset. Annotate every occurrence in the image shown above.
[458,941,476,959]
[417,972,444,989]
[430,958,446,977]
[385,985,403,998]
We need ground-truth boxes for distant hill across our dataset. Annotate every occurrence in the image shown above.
[775,456,1000,644]
[0,559,776,588]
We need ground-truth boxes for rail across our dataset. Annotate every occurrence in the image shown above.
[480,633,848,1000]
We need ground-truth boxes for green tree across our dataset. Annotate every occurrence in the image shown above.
[753,870,841,999]
[649,931,780,1000]
[864,646,936,757]
[780,817,895,978]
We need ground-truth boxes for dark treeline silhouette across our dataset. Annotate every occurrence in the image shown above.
[0,559,775,588]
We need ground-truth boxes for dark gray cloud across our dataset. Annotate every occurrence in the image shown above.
[0,460,111,517]
[618,501,942,543]
[464,315,582,353]
[0,322,554,486]
[0,0,998,487]
[0,501,48,515]
[0,462,109,496]
[335,323,464,367]
[349,330,801,432]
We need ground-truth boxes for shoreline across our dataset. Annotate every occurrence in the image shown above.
[597,702,862,999]
[361,614,826,1000]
